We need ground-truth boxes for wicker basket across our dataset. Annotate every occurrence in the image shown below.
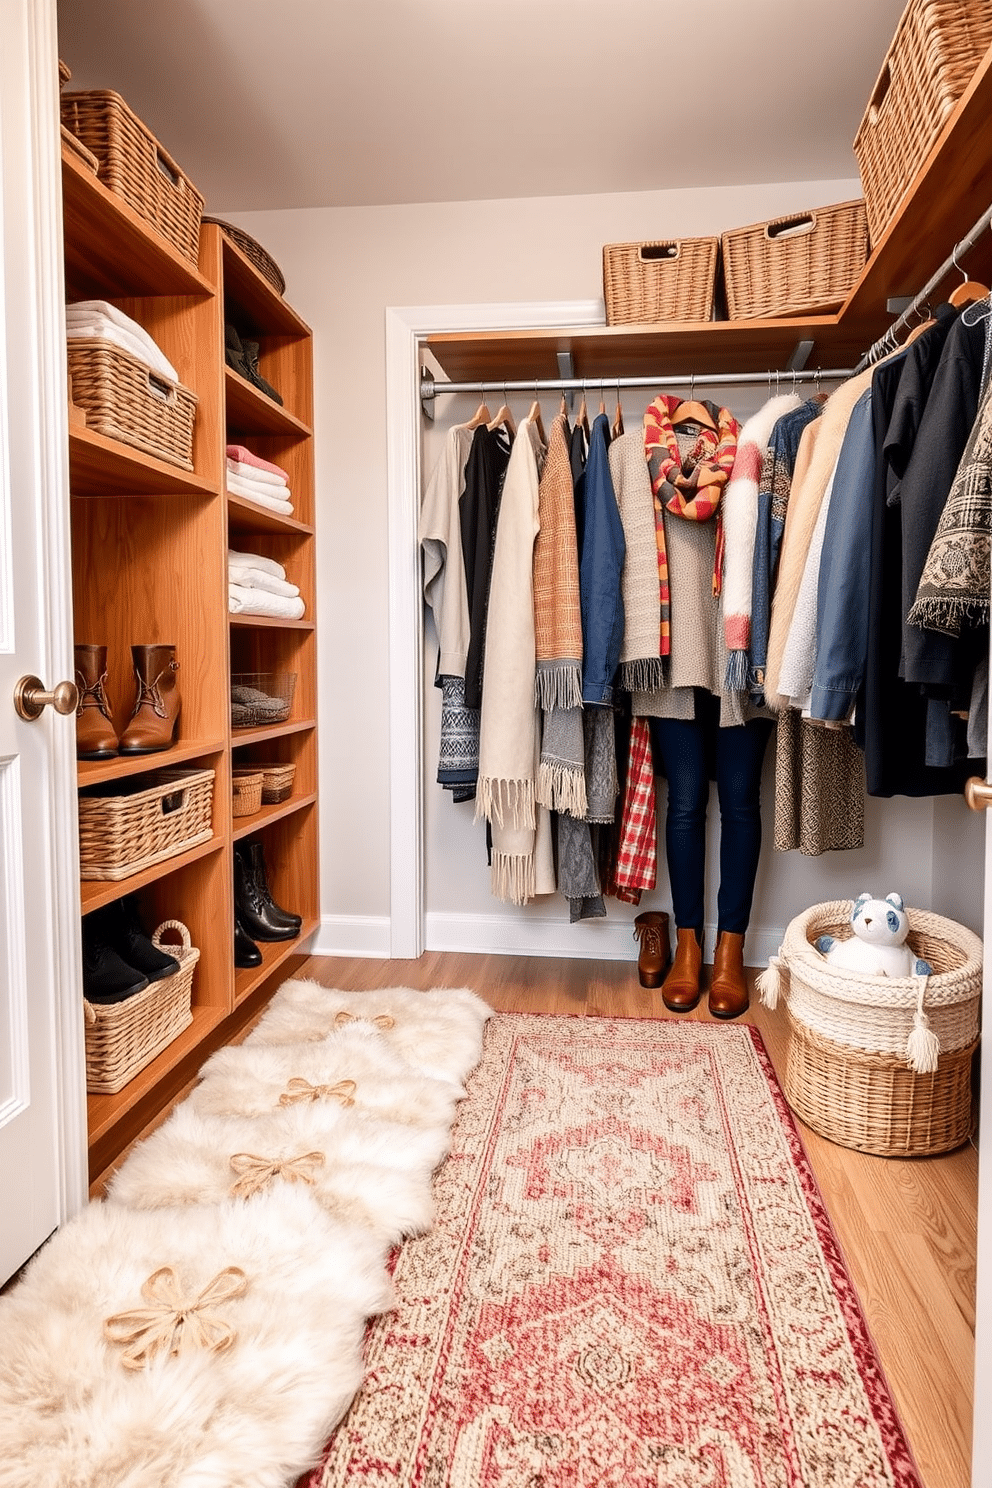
[721,200,869,319]
[234,761,296,804]
[60,123,99,176]
[60,90,204,265]
[84,919,198,1094]
[762,899,982,1155]
[854,0,992,246]
[65,338,197,470]
[78,768,215,881]
[230,674,296,730]
[603,237,719,324]
[232,771,264,817]
[203,216,286,296]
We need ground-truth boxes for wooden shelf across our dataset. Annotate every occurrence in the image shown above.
[229,614,314,630]
[61,144,213,299]
[224,366,312,437]
[232,790,318,840]
[80,837,225,915]
[425,44,992,386]
[69,424,217,499]
[227,493,313,537]
[86,1001,228,1148]
[234,916,320,1004]
[77,738,225,788]
[231,717,316,748]
[220,233,311,337]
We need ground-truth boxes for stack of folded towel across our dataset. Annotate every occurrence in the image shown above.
[228,548,306,620]
[66,300,180,387]
[226,444,294,514]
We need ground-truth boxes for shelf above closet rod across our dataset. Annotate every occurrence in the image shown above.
[419,365,855,420]
[855,199,992,371]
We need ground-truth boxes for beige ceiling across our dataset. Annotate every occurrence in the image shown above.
[56,0,906,213]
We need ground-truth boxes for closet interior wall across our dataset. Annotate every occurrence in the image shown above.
[420,384,985,962]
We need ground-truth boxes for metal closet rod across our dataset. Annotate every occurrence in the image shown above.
[856,199,992,370]
[420,367,853,401]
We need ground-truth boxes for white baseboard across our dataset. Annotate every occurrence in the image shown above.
[309,916,392,959]
[425,912,786,967]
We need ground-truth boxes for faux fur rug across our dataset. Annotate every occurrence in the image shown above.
[0,982,491,1488]
[307,1015,923,1488]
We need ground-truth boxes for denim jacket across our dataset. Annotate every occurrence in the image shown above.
[580,414,626,704]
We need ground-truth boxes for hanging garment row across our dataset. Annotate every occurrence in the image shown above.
[419,290,991,920]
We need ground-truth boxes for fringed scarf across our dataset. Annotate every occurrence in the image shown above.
[644,397,739,657]
[534,413,582,709]
[908,369,992,637]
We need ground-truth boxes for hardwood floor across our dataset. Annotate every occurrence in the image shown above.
[93,946,977,1487]
[296,949,977,1488]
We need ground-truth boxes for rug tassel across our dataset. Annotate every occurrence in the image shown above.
[757,954,785,1011]
[906,978,940,1073]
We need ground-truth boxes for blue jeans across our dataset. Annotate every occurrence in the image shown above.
[649,697,773,936]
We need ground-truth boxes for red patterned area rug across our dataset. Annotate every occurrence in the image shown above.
[305,1015,922,1488]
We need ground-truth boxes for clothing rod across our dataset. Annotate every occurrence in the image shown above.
[420,367,854,403]
[855,199,992,371]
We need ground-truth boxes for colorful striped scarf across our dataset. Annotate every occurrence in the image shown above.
[643,396,739,657]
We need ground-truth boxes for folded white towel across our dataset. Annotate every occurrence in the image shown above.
[66,301,179,383]
[66,324,181,388]
[226,474,294,513]
[229,582,305,620]
[228,565,300,598]
[228,549,286,579]
[226,458,288,491]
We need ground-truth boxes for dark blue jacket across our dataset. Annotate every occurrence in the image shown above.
[580,415,626,704]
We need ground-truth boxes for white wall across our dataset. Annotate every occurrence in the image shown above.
[224,178,986,953]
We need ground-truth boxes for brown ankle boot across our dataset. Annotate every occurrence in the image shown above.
[632,911,670,989]
[708,931,748,1019]
[118,645,181,754]
[74,644,118,760]
[662,927,703,1011]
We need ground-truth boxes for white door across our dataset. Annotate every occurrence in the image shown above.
[970,781,992,1483]
[0,0,87,1284]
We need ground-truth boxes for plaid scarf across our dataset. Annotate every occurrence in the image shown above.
[610,717,656,904]
[644,397,739,657]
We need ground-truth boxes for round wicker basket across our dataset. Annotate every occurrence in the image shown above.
[203,216,286,295]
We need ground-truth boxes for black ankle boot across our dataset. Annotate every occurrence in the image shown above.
[234,910,262,968]
[234,848,297,942]
[104,896,180,983]
[82,915,149,1003]
[243,840,301,930]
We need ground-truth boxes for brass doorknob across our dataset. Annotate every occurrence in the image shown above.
[964,776,992,812]
[13,675,79,721]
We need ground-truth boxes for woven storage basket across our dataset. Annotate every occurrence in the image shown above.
[721,200,868,319]
[66,338,197,470]
[84,919,198,1094]
[232,770,264,817]
[603,237,719,324]
[60,124,100,176]
[78,768,215,882]
[60,90,204,265]
[761,899,982,1155]
[854,0,992,246]
[202,216,286,295]
[230,673,296,729]
[234,761,296,804]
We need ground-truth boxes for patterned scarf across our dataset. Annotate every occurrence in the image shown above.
[644,396,739,657]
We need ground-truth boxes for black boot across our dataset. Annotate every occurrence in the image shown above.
[82,915,149,1003]
[104,896,180,983]
[243,840,302,930]
[241,339,283,405]
[234,910,262,968]
[234,848,297,941]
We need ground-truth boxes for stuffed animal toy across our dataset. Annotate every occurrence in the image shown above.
[815,892,933,978]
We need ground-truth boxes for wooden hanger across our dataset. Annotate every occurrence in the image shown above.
[466,399,491,429]
[575,392,590,440]
[947,245,989,308]
[527,396,546,444]
[487,390,516,436]
[612,385,624,439]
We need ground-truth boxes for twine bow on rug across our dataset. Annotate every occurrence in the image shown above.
[278,1077,357,1108]
[333,1010,395,1030]
[103,1265,248,1371]
[229,1150,326,1199]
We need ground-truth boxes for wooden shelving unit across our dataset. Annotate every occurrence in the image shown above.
[64,151,319,1185]
[424,44,992,385]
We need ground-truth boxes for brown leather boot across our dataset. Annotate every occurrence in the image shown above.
[632,911,670,989]
[118,644,181,754]
[708,931,748,1019]
[74,644,118,760]
[662,927,703,1012]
